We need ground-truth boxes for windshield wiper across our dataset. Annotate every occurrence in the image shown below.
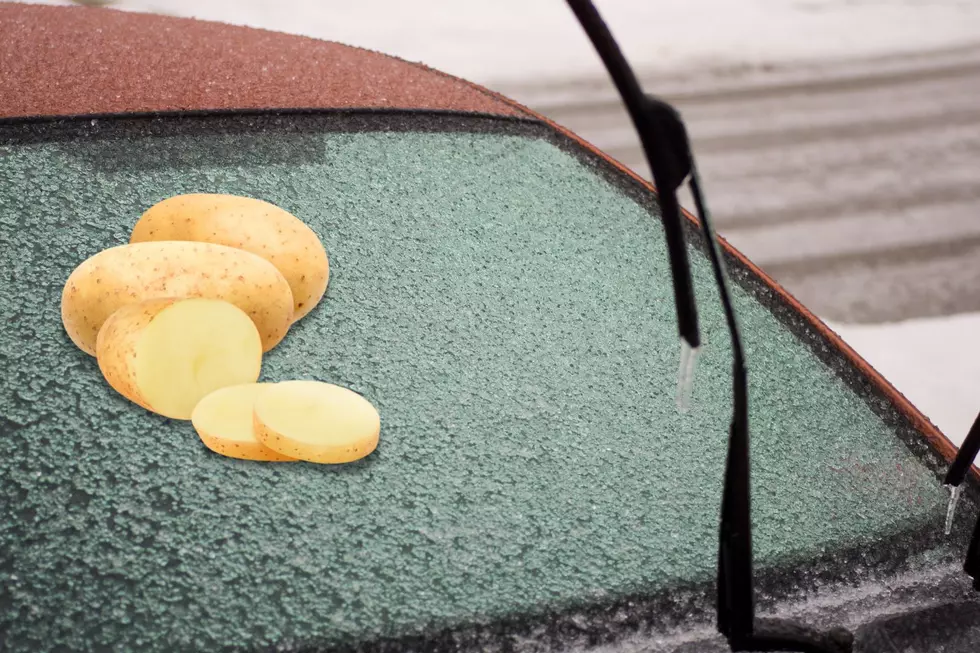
[943,410,980,590]
[562,0,700,412]
[969,513,980,592]
[565,2,853,650]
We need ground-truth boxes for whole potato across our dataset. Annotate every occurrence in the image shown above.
[61,241,294,355]
[131,194,329,321]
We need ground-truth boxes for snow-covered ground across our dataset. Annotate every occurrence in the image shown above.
[829,314,980,446]
[32,0,980,453]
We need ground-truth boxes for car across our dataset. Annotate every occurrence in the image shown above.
[1,2,977,651]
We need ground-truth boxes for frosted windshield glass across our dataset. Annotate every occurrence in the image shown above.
[0,118,959,651]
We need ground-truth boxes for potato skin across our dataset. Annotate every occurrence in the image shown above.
[253,415,380,464]
[95,299,176,411]
[196,425,297,462]
[131,194,329,321]
[62,241,294,355]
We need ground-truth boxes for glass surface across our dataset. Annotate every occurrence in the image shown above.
[0,118,961,650]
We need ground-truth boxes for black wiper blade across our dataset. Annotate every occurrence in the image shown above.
[968,514,980,591]
[942,410,980,590]
[565,2,853,650]
[564,0,701,411]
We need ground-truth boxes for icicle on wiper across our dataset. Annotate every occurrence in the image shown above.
[676,335,698,412]
[942,410,980,588]
[945,484,963,536]
[564,0,701,414]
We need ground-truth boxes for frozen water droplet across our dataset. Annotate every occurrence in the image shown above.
[675,339,699,413]
[944,484,962,535]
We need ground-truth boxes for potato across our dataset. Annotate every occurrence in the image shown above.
[131,194,329,321]
[192,383,295,461]
[253,381,380,464]
[96,298,263,420]
[62,241,294,355]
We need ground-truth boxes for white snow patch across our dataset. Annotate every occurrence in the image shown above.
[826,313,980,449]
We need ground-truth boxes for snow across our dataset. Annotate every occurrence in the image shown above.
[32,0,980,87]
[828,313,980,448]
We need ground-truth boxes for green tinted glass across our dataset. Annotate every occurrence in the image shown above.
[0,116,963,651]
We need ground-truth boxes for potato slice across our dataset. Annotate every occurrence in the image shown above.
[192,384,295,462]
[253,381,380,464]
[131,194,329,321]
[62,241,294,356]
[96,298,262,420]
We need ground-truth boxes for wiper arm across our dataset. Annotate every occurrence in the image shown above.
[943,410,980,590]
[564,0,701,412]
[565,2,853,650]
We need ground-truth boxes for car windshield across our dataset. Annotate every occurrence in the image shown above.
[0,112,974,651]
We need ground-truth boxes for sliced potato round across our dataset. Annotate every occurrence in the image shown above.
[192,384,295,462]
[96,298,262,420]
[253,381,380,464]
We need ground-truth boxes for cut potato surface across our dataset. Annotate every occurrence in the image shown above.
[96,298,262,420]
[192,384,295,462]
[132,194,330,321]
[254,381,380,464]
[62,241,294,356]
